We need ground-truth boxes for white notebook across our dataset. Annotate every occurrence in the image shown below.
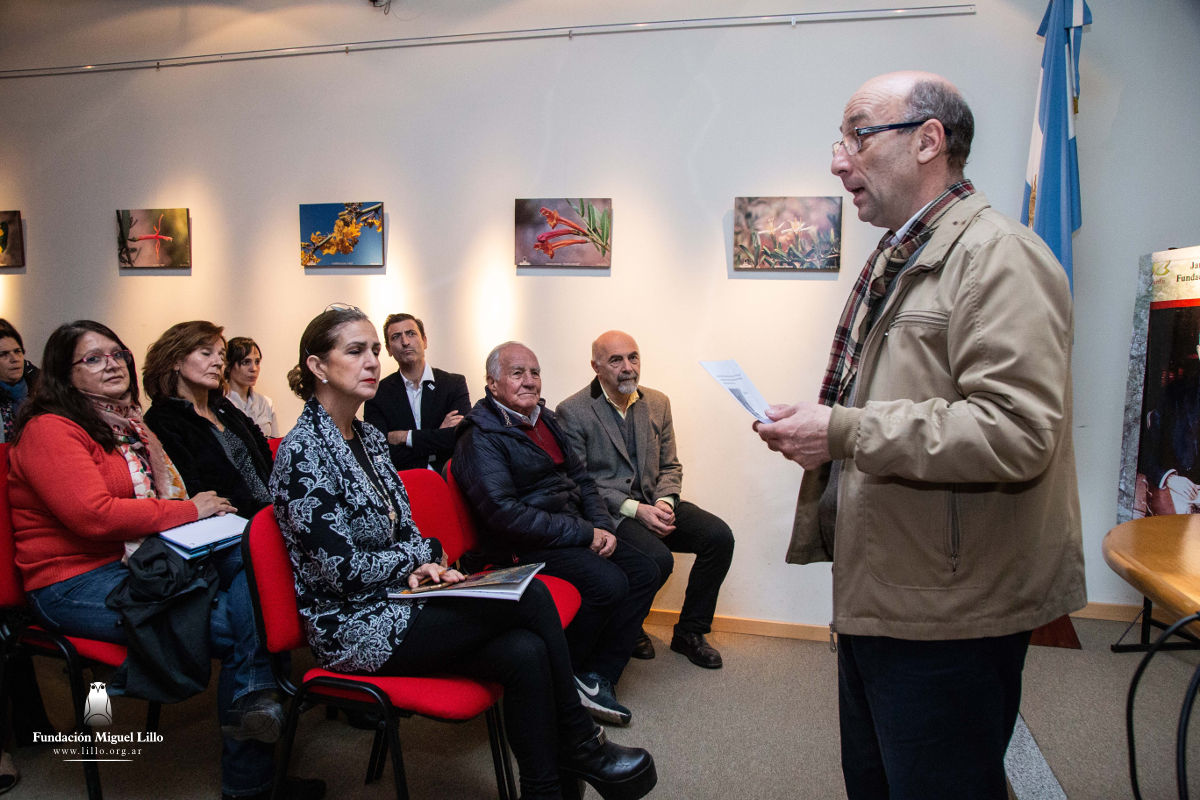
[158,514,248,559]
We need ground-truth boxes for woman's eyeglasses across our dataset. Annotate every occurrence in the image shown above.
[72,350,132,371]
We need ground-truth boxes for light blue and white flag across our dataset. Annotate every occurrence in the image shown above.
[1021,0,1091,292]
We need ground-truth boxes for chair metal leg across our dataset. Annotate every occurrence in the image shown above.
[83,760,104,800]
[485,706,517,800]
[269,689,306,800]
[365,726,387,784]
[145,701,161,732]
[383,707,410,800]
[58,648,104,800]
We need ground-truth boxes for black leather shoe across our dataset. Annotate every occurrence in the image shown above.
[221,689,284,743]
[343,707,383,730]
[670,630,723,669]
[631,628,655,660]
[222,776,326,800]
[560,728,657,800]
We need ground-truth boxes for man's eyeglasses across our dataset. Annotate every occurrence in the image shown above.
[832,120,951,157]
[72,350,132,371]
[325,302,364,314]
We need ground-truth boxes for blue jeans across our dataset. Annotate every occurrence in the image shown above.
[28,549,278,797]
[837,631,1031,800]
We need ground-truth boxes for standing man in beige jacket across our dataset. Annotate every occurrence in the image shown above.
[755,71,1085,799]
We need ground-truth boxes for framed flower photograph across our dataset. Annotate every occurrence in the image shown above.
[515,198,611,268]
[0,211,24,268]
[117,208,191,268]
[299,202,384,267]
[733,196,841,271]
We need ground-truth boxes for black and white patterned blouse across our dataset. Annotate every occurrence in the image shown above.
[269,397,433,673]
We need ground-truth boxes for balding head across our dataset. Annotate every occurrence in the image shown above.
[833,71,973,231]
[591,330,641,399]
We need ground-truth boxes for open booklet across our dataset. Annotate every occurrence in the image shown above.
[388,562,544,602]
[158,514,248,560]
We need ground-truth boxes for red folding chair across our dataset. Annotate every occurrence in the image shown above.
[432,463,581,627]
[0,443,160,800]
[241,506,516,800]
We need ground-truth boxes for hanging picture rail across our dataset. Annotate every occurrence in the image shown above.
[0,5,975,80]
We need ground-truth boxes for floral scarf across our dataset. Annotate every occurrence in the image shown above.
[86,394,188,559]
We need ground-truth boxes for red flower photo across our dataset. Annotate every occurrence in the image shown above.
[515,198,611,268]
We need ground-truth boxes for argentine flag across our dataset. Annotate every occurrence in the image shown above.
[1021,0,1091,293]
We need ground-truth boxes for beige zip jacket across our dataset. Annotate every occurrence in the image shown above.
[787,191,1086,640]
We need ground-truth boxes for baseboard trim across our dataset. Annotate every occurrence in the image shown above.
[644,609,830,642]
[645,601,1146,641]
[1074,601,1142,622]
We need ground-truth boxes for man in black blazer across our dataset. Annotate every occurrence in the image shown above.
[364,313,470,473]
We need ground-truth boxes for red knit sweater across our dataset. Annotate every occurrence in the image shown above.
[8,414,198,592]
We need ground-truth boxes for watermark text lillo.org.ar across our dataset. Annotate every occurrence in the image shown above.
[37,730,165,760]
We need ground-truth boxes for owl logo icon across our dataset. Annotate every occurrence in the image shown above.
[83,682,112,728]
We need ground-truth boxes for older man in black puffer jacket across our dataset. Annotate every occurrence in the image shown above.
[452,341,660,727]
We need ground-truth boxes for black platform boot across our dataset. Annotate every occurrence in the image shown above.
[559,727,656,800]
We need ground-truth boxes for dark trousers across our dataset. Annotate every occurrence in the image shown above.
[517,541,660,685]
[380,580,596,798]
[615,500,734,634]
[837,630,1031,800]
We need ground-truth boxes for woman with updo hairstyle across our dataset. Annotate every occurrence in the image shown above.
[224,336,278,438]
[271,305,656,800]
[7,320,324,800]
[143,322,274,519]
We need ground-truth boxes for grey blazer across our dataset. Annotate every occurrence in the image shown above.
[556,377,683,519]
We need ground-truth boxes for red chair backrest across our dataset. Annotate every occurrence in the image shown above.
[0,444,27,609]
[442,459,483,557]
[398,469,471,564]
[244,506,306,655]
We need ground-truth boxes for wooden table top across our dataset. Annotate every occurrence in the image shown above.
[1104,515,1200,619]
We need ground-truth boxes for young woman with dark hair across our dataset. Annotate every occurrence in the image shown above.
[224,336,279,438]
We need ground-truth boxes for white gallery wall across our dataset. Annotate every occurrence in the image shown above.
[2,0,1198,628]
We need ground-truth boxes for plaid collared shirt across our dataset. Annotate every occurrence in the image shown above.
[817,180,975,407]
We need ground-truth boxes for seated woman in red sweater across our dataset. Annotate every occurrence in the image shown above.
[8,320,322,800]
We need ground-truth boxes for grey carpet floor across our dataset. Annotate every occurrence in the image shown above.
[8,617,1200,798]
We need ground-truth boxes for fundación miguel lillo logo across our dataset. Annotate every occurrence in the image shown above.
[83,681,113,727]
[34,681,162,759]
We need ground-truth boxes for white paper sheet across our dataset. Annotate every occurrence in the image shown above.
[700,359,772,423]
